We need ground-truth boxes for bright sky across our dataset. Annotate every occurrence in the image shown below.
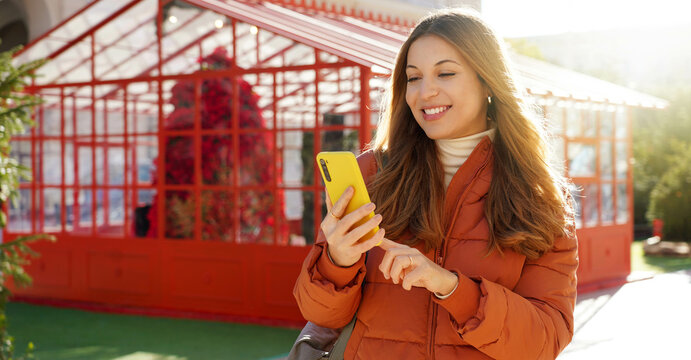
[482,0,691,37]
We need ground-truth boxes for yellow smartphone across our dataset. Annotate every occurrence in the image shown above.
[316,151,380,245]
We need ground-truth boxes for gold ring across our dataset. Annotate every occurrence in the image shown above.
[328,212,340,220]
[408,255,414,267]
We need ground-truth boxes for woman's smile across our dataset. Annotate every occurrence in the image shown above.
[421,105,452,121]
[405,35,489,140]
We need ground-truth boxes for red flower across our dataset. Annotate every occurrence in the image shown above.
[146,46,280,243]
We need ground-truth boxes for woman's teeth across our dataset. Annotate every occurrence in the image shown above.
[423,106,450,115]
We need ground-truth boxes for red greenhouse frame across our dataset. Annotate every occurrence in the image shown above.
[6,0,667,326]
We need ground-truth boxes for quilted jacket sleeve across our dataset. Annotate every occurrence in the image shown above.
[293,151,378,329]
[293,232,367,328]
[434,230,579,359]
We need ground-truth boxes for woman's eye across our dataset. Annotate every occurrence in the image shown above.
[406,76,420,83]
[439,72,456,78]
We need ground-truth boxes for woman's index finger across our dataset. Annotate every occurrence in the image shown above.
[378,238,399,251]
[331,186,353,217]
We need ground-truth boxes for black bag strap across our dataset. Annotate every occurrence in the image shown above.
[326,315,356,359]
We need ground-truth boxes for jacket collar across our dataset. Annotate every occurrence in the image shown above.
[442,136,494,226]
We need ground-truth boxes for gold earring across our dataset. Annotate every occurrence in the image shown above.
[487,96,492,104]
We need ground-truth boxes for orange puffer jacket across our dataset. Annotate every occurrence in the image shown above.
[294,137,578,359]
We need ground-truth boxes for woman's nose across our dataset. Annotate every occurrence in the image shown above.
[421,80,439,99]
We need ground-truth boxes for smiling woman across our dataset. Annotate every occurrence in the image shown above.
[293,7,578,360]
[404,35,490,140]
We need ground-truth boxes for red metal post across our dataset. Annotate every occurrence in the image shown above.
[596,107,602,226]
[272,72,279,244]
[194,79,202,241]
[91,34,97,234]
[123,87,130,237]
[359,66,371,147]
[30,78,37,232]
[231,18,236,63]
[103,99,110,227]
[256,26,261,66]
[312,51,322,241]
[72,94,79,231]
[232,76,240,242]
[157,0,165,240]
[132,97,139,234]
[60,88,66,232]
[626,106,633,226]
[38,100,45,232]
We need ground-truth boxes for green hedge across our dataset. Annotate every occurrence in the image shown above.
[647,140,691,241]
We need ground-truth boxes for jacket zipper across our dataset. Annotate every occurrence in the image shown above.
[427,246,442,359]
[427,152,491,360]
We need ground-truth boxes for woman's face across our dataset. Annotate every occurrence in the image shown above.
[405,35,489,140]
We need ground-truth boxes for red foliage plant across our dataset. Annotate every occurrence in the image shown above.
[146,47,277,243]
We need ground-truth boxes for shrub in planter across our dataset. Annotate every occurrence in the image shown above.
[647,140,691,241]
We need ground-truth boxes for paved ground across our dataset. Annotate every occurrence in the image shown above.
[558,270,691,359]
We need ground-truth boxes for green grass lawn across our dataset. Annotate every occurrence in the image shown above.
[631,240,691,274]
[7,302,299,360]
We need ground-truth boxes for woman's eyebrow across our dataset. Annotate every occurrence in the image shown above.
[406,59,461,69]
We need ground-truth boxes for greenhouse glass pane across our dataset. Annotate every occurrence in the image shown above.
[617,183,628,223]
[568,143,596,178]
[8,189,32,233]
[615,107,628,139]
[570,184,583,229]
[600,141,613,180]
[584,184,599,227]
[601,183,614,224]
[616,142,628,179]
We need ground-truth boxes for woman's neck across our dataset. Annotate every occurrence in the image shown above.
[436,128,496,189]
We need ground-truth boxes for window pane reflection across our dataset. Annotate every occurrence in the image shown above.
[600,110,614,137]
[601,184,614,224]
[568,143,596,177]
[583,109,596,137]
[566,108,581,138]
[615,108,627,139]
[584,184,599,227]
[600,141,612,180]
[546,106,564,135]
[43,188,62,232]
[617,183,628,223]
[570,184,582,229]
[8,188,32,232]
[616,142,628,179]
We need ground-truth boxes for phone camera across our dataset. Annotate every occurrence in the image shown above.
[320,159,332,182]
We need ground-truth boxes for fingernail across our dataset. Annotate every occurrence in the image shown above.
[374,214,382,221]
[366,202,375,210]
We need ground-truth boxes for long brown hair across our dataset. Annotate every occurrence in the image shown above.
[368,9,573,259]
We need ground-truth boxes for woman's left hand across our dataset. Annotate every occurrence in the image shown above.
[378,239,458,296]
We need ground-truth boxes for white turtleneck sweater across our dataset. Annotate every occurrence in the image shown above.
[436,128,496,189]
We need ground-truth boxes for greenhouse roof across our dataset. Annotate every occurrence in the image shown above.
[16,0,667,109]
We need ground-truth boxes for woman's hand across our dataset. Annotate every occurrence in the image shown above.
[378,239,458,296]
[321,186,386,267]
